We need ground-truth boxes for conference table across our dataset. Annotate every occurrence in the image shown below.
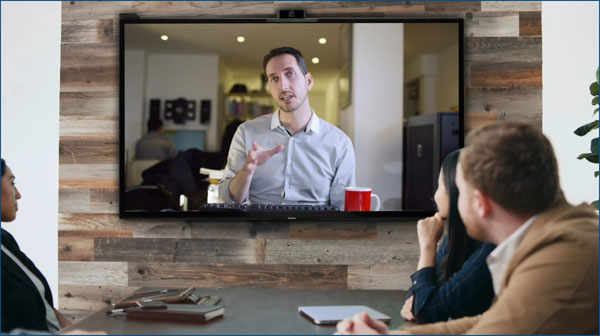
[63,287,409,335]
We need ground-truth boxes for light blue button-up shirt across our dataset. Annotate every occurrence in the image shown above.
[219,110,356,208]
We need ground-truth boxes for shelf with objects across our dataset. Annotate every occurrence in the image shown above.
[224,92,276,122]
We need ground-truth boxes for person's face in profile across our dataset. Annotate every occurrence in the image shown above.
[266,54,313,113]
[455,162,484,240]
[1,166,21,222]
[434,170,449,219]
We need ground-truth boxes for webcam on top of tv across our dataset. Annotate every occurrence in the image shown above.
[278,9,306,19]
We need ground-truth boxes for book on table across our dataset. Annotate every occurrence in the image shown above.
[126,304,225,323]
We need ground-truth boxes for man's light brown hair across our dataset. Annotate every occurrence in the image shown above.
[459,122,562,216]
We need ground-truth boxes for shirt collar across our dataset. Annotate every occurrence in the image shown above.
[270,109,320,134]
[486,215,537,295]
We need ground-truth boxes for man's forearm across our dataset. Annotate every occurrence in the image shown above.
[229,170,253,204]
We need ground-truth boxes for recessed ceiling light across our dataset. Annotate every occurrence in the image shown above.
[318,37,327,44]
[237,36,245,43]
[160,35,169,41]
[311,57,320,64]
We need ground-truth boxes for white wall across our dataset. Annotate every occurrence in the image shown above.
[308,92,326,122]
[1,1,61,301]
[436,42,459,112]
[325,73,340,126]
[405,54,439,115]
[349,23,404,210]
[145,54,219,151]
[543,1,599,205]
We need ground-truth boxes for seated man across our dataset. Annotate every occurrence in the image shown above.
[135,118,176,160]
[219,47,355,208]
[336,122,599,335]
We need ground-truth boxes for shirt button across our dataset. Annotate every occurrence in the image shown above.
[413,280,417,285]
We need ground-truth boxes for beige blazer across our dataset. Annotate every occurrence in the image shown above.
[406,200,599,335]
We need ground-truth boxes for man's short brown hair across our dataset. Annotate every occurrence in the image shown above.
[460,122,562,216]
[263,46,308,76]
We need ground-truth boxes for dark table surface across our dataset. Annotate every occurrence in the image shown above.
[63,287,408,335]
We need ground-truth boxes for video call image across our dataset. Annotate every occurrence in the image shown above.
[122,21,461,215]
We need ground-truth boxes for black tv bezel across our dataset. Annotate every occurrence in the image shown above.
[119,16,465,221]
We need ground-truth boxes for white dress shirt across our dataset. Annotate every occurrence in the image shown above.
[219,110,356,208]
[486,216,537,295]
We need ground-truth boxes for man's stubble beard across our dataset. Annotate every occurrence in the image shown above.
[278,92,308,113]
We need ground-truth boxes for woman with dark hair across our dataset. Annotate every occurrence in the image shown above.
[401,150,495,323]
[1,158,104,334]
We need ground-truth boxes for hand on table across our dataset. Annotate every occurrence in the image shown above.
[335,312,389,335]
[400,296,415,321]
[242,141,284,176]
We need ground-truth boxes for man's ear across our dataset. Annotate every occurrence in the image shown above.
[306,72,314,91]
[472,189,492,219]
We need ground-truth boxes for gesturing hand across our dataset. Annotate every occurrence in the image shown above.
[242,141,284,176]
[416,212,444,250]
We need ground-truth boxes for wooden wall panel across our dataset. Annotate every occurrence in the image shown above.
[58,1,542,321]
[60,136,118,164]
[94,238,266,264]
[470,61,542,88]
[61,19,116,44]
[132,221,290,239]
[481,1,541,12]
[60,92,118,117]
[348,264,417,290]
[465,12,520,37]
[290,222,378,240]
[59,237,95,261]
[59,261,128,286]
[465,37,542,63]
[128,262,348,289]
[519,12,542,37]
[265,240,419,265]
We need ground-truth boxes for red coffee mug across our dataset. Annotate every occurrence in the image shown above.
[344,187,381,211]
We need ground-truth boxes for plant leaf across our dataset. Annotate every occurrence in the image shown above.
[591,82,599,96]
[591,137,599,154]
[595,171,599,178]
[591,200,599,210]
[594,107,599,116]
[597,67,599,82]
[593,96,599,106]
[574,120,599,136]
[577,153,599,163]
[586,155,599,164]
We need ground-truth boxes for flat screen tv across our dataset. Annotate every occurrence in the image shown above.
[119,15,464,220]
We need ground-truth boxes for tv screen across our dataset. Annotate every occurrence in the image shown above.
[120,17,464,220]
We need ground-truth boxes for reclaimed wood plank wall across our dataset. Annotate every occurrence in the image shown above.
[58,1,542,321]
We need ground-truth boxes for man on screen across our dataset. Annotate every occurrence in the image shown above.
[219,46,355,208]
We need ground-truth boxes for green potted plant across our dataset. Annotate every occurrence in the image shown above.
[573,67,599,209]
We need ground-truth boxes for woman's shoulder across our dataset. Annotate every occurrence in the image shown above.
[1,229,19,250]
[466,240,496,262]
[474,241,496,252]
